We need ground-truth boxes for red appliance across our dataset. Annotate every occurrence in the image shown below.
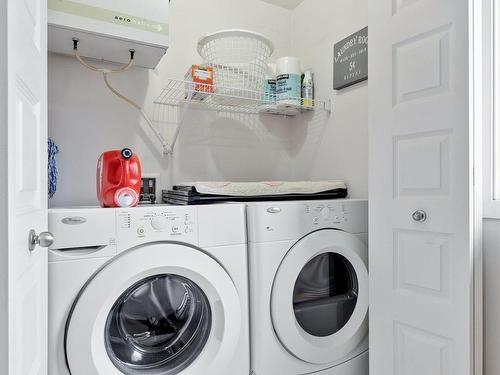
[96,148,142,208]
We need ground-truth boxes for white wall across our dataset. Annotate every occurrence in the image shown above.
[48,0,369,207]
[291,0,368,199]
[484,220,500,375]
[0,1,8,372]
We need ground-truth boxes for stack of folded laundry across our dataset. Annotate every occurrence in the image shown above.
[163,181,348,205]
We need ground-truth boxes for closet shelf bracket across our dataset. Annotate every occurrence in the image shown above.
[159,91,194,155]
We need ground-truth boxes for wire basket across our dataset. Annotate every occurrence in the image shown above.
[197,29,274,105]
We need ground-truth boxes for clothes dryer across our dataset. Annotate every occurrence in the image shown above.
[247,199,368,375]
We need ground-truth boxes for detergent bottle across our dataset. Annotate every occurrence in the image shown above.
[96,148,142,208]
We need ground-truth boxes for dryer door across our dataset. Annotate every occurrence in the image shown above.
[65,243,242,375]
[271,229,368,365]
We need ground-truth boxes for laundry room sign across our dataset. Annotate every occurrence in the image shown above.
[334,27,368,90]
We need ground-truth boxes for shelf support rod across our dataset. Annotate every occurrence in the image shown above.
[162,90,194,155]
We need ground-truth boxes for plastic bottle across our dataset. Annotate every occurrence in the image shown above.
[302,70,314,107]
[96,148,142,208]
[262,63,277,104]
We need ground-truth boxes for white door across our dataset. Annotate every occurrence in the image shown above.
[3,0,49,374]
[368,0,475,375]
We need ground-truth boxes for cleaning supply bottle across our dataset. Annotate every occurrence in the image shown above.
[302,70,314,107]
[262,63,277,104]
[96,148,142,208]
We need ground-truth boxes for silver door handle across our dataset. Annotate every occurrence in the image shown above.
[28,230,54,252]
[412,210,427,223]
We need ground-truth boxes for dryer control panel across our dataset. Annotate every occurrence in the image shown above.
[116,206,198,251]
[305,202,350,225]
[246,199,368,243]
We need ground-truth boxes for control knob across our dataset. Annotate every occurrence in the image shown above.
[151,215,167,231]
[321,207,331,219]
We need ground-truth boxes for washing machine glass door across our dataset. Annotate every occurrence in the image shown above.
[104,274,211,374]
[271,229,368,365]
[65,243,242,375]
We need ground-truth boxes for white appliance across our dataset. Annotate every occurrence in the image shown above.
[48,0,169,68]
[246,199,369,375]
[48,204,249,375]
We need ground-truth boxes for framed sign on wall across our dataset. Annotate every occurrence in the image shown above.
[334,27,368,90]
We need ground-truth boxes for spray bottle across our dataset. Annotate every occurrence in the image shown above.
[302,70,314,107]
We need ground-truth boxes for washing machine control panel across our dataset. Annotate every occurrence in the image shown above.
[116,207,198,250]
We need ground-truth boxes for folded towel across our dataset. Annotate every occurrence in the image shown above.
[177,181,347,197]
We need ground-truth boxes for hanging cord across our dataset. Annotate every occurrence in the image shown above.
[73,38,134,73]
[72,38,170,153]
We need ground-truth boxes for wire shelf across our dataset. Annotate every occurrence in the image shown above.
[153,79,331,116]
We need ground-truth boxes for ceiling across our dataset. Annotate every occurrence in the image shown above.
[259,0,304,10]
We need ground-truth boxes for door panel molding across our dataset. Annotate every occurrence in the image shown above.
[369,0,476,373]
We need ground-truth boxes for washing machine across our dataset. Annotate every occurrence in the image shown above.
[246,199,368,375]
[48,204,249,375]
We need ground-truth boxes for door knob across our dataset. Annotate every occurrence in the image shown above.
[28,230,54,252]
[412,210,427,223]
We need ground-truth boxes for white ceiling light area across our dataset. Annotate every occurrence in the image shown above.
[259,0,304,10]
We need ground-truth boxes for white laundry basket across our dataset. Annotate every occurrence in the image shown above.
[197,29,274,104]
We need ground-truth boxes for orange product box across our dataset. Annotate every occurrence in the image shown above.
[185,65,214,100]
